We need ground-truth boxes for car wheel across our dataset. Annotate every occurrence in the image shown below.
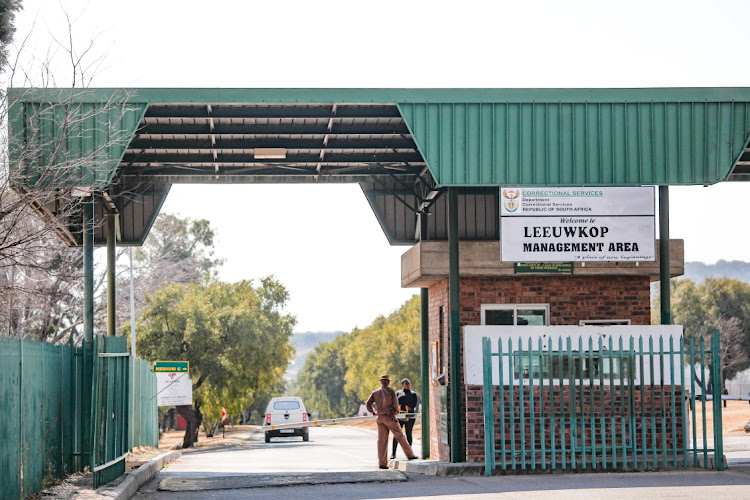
[265,432,271,443]
[302,430,309,442]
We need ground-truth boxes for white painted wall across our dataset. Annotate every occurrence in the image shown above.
[464,325,684,386]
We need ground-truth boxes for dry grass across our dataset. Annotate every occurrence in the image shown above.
[157,424,257,450]
[692,400,750,438]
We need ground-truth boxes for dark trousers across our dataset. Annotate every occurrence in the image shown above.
[391,418,416,456]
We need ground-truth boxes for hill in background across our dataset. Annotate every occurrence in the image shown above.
[683,260,750,284]
[284,331,344,381]
[652,260,750,299]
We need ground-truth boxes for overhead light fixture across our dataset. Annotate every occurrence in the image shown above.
[254,148,287,159]
[71,186,92,197]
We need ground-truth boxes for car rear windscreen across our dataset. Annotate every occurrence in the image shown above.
[273,401,301,410]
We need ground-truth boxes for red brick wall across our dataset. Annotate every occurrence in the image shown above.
[466,385,684,465]
[427,275,652,462]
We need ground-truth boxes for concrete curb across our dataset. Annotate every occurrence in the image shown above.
[390,459,484,476]
[99,450,182,499]
[392,454,731,476]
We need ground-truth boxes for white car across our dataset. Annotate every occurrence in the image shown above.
[264,396,309,443]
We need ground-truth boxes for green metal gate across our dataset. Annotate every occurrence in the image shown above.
[481,331,724,475]
[90,336,130,488]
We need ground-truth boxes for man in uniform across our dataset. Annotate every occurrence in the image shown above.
[391,378,419,459]
[365,374,418,468]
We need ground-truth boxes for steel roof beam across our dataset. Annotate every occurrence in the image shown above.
[136,122,410,135]
[143,104,402,119]
[121,164,424,175]
[121,165,421,177]
[127,137,418,150]
[120,152,425,164]
[119,174,415,184]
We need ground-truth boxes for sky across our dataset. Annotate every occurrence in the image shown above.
[9,0,750,332]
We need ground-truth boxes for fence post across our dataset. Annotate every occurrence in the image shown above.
[711,330,724,471]
[482,337,495,476]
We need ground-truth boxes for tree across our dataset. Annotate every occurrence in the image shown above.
[115,213,223,334]
[0,1,22,70]
[343,295,421,402]
[294,296,421,417]
[297,333,360,419]
[133,277,295,448]
[0,7,144,343]
[656,277,750,390]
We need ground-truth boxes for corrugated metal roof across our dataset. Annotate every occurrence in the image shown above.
[399,100,750,186]
[10,87,750,188]
[9,98,147,188]
[8,87,750,247]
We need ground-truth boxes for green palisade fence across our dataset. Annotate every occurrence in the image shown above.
[0,337,158,498]
[481,331,724,476]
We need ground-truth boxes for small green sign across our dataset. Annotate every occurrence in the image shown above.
[514,262,574,274]
[152,360,189,373]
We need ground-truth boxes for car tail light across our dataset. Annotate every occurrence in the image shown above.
[265,413,271,425]
[302,412,308,422]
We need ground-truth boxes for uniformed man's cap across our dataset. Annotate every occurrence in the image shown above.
[401,378,411,384]
[379,374,391,381]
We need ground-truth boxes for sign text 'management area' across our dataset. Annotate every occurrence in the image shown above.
[500,187,656,263]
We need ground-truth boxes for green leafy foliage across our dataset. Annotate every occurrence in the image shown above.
[654,277,750,385]
[296,333,358,418]
[132,277,296,436]
[295,295,420,417]
[0,0,21,69]
[344,296,421,402]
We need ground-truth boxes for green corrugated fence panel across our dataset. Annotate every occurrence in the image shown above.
[0,339,94,499]
[8,94,148,189]
[0,339,22,499]
[143,359,159,447]
[399,101,750,187]
[22,341,43,496]
[128,357,158,449]
[60,345,74,476]
[41,342,63,481]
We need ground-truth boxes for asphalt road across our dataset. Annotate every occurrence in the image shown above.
[135,426,750,499]
[136,424,419,498]
[167,424,414,474]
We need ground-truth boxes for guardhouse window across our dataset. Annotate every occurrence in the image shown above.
[513,350,633,382]
[481,304,549,326]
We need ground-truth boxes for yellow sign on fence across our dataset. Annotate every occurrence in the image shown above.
[152,360,189,373]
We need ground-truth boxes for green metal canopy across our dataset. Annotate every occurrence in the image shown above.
[8,87,750,247]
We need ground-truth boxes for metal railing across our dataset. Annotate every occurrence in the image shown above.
[481,331,724,475]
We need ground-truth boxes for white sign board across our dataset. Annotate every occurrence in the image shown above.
[500,187,655,262]
[463,325,683,386]
[156,372,193,406]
